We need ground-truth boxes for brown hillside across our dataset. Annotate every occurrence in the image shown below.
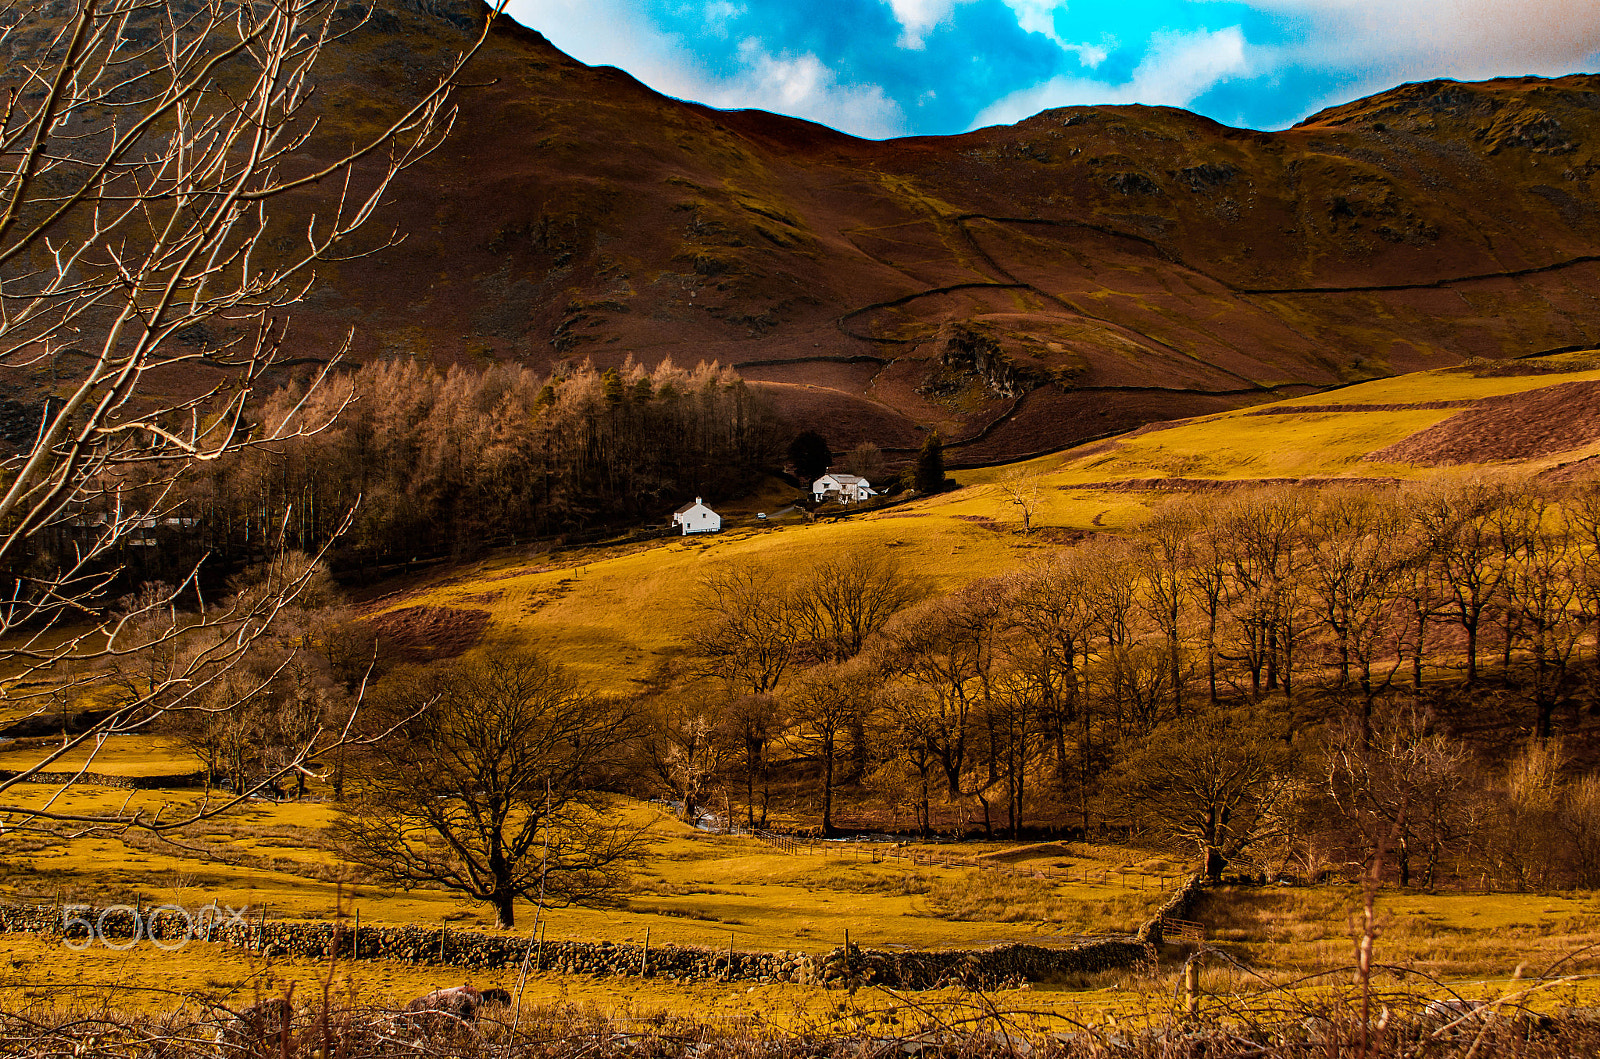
[65,0,1600,463]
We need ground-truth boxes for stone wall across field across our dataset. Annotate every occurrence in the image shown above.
[0,902,1156,990]
[1136,873,1208,946]
[0,768,207,789]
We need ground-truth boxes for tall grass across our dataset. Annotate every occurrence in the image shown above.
[922,871,1152,929]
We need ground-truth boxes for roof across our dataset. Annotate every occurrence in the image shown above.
[674,499,712,516]
[817,473,865,486]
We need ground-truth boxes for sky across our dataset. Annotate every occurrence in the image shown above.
[501,0,1600,139]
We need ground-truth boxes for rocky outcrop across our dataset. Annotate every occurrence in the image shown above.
[919,324,1048,401]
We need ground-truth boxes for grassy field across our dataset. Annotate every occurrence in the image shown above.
[961,351,1600,486]
[7,779,1600,1019]
[0,736,192,777]
[0,788,1167,951]
[0,788,1177,1019]
[8,352,1600,1017]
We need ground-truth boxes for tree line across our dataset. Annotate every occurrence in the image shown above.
[42,357,781,586]
[644,473,1600,890]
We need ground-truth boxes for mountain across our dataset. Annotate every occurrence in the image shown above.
[211,2,1600,463]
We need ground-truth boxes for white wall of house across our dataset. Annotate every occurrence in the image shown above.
[673,498,722,534]
[812,474,874,503]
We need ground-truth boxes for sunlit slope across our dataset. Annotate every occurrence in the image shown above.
[373,499,1129,692]
[369,352,1600,692]
[961,351,1600,488]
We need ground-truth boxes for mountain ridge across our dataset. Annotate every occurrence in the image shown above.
[208,3,1600,461]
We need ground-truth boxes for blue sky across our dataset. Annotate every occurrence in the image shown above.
[503,0,1600,138]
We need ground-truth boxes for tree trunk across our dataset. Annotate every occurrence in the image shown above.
[1413,610,1427,692]
[491,890,516,930]
[820,732,835,837]
[848,714,867,783]
[1203,845,1225,884]
[1465,617,1479,684]
[918,772,931,837]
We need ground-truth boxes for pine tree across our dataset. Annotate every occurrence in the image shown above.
[915,432,946,494]
[788,431,832,483]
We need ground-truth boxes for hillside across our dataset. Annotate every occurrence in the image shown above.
[15,0,1600,463]
[359,350,1600,691]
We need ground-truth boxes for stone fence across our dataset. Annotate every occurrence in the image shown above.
[1136,873,1208,946]
[0,768,207,789]
[0,901,1159,990]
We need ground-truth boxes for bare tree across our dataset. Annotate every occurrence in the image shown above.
[786,659,878,836]
[1304,488,1409,719]
[1412,477,1512,684]
[999,467,1043,535]
[1499,487,1587,735]
[1003,555,1091,791]
[686,563,800,695]
[1566,475,1600,670]
[1138,500,1200,716]
[879,581,1008,830]
[1213,490,1309,701]
[793,551,924,664]
[1106,706,1298,881]
[871,684,942,836]
[1325,705,1475,888]
[842,442,885,482]
[638,689,733,826]
[724,691,780,828]
[337,650,641,928]
[0,0,499,836]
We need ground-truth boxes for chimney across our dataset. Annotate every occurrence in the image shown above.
[695,497,703,505]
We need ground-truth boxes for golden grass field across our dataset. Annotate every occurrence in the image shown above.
[6,352,1600,1017]
[351,350,1600,692]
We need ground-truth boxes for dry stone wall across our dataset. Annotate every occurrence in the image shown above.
[1136,873,1208,945]
[0,902,1159,990]
[0,768,206,789]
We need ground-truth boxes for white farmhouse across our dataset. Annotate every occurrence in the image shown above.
[812,473,875,504]
[672,497,722,535]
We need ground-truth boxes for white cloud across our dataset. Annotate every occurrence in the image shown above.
[882,0,977,49]
[504,0,907,138]
[970,25,1251,128]
[992,2,1105,67]
[717,39,905,136]
[1212,0,1600,83]
[1001,0,1058,41]
[702,1,745,37]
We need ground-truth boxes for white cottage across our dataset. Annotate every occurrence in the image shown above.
[812,473,875,504]
[672,497,722,534]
